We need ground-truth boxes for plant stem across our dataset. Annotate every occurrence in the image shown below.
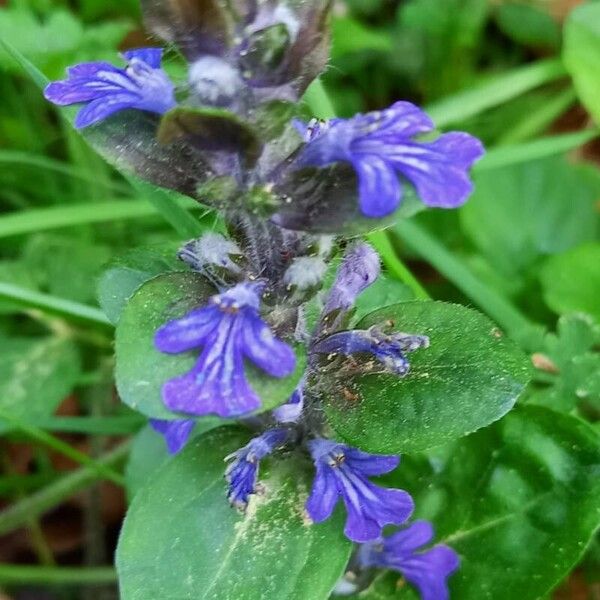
[394,221,534,338]
[0,283,111,328]
[0,565,117,586]
[0,441,131,537]
[367,231,431,300]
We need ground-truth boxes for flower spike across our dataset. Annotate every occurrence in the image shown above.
[44,48,176,129]
[155,282,296,418]
[306,439,413,543]
[359,520,460,600]
[295,101,484,218]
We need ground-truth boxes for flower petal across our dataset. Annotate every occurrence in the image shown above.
[74,93,139,128]
[154,306,221,354]
[306,462,340,523]
[150,419,196,454]
[385,132,484,208]
[355,155,402,218]
[123,47,164,68]
[162,320,261,418]
[344,447,400,476]
[240,312,296,377]
[385,520,435,556]
[398,545,460,600]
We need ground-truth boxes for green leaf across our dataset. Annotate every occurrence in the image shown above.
[321,301,530,453]
[125,420,220,501]
[460,157,600,280]
[539,242,600,321]
[352,277,415,324]
[0,337,80,435]
[22,235,111,305]
[526,313,600,413]
[495,3,560,50]
[97,244,182,325]
[331,17,393,59]
[115,272,306,420]
[117,427,351,600]
[371,406,600,600]
[564,2,600,125]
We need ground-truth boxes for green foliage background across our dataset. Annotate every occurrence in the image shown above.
[0,0,599,598]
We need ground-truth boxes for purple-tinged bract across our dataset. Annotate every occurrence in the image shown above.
[44,48,176,129]
[359,520,460,600]
[225,429,290,509]
[306,439,413,543]
[324,243,380,316]
[295,101,484,218]
[272,382,304,424]
[154,282,296,418]
[149,419,196,455]
[313,328,429,376]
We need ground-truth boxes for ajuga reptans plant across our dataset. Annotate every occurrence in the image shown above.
[45,1,487,598]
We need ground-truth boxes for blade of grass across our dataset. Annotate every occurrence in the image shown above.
[0,565,117,586]
[0,283,111,328]
[0,410,124,486]
[426,58,567,127]
[127,177,207,239]
[394,220,535,339]
[0,197,202,239]
[367,230,430,300]
[0,441,130,536]
[476,129,600,171]
[31,416,145,436]
[496,87,577,145]
[0,151,131,194]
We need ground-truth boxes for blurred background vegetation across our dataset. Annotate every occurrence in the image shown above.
[0,0,599,598]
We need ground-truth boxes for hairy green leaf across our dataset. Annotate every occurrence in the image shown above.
[321,301,530,453]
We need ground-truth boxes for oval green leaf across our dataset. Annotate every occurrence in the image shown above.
[363,406,600,600]
[115,272,306,420]
[97,244,183,325]
[117,427,351,600]
[321,301,530,453]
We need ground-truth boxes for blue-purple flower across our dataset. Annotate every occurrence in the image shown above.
[306,439,413,543]
[295,101,484,218]
[313,328,429,376]
[155,282,296,418]
[359,521,460,600]
[150,419,196,455]
[44,48,176,129]
[225,429,290,509]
